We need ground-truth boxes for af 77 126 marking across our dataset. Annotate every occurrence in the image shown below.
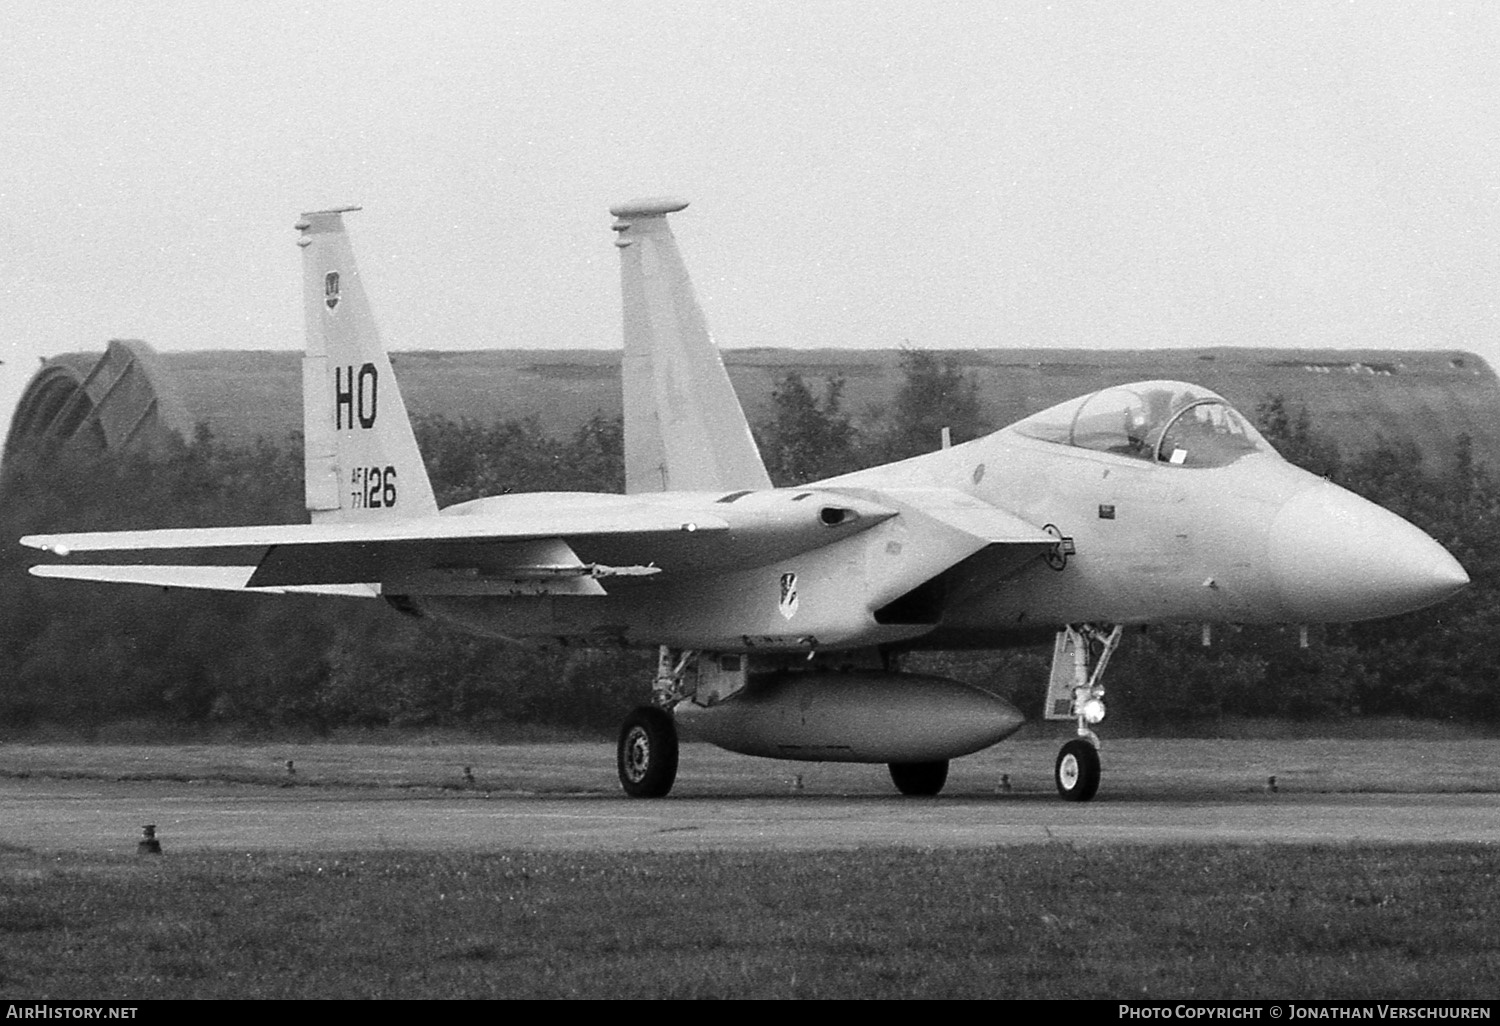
[348,465,397,509]
[21,201,1469,802]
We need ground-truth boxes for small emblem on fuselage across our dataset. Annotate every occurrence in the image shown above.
[325,272,341,310]
[778,572,799,619]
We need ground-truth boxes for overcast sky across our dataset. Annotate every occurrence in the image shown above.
[3,1,1498,421]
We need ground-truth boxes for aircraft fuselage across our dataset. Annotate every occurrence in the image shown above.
[411,422,1463,653]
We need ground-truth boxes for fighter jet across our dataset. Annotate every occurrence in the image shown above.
[21,201,1470,801]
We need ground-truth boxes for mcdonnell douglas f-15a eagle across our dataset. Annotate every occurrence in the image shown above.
[22,200,1470,801]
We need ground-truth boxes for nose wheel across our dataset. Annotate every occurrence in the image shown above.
[1045,624,1120,802]
[1054,739,1101,801]
[617,705,679,798]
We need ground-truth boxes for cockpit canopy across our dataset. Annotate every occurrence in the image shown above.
[1008,380,1275,468]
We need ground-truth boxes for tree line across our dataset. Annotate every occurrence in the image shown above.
[0,351,1494,736]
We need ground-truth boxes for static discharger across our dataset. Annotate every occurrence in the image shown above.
[295,206,362,246]
[610,197,690,247]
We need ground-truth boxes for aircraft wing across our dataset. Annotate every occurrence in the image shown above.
[20,488,902,594]
[23,486,1051,601]
[21,505,727,556]
[21,499,732,594]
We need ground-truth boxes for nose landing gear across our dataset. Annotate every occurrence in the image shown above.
[1045,624,1121,802]
[1054,738,1101,802]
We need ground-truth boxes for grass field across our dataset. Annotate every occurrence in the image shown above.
[2,845,1497,999]
[1,737,1498,999]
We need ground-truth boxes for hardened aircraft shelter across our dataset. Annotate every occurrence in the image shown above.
[7,342,1498,471]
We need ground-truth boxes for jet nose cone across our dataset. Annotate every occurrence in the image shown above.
[1269,484,1469,622]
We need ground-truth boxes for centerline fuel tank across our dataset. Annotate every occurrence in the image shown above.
[672,669,1025,763]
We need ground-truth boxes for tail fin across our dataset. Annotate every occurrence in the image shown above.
[296,208,438,523]
[611,198,771,494]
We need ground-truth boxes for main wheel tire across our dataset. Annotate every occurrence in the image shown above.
[1054,739,1101,802]
[617,706,679,798]
[888,760,949,796]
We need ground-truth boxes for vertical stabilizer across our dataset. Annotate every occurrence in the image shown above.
[296,208,438,523]
[612,199,772,494]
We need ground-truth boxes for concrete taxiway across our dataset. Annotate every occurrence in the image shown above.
[2,739,1498,854]
[2,778,1499,855]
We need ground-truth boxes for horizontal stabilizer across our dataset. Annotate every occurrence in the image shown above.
[29,563,380,598]
[250,536,611,590]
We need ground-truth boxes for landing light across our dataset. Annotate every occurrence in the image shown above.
[1082,698,1107,725]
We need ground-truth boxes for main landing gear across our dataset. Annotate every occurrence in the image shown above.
[617,705,678,798]
[616,645,694,798]
[1044,624,1122,802]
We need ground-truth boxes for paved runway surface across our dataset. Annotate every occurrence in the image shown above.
[4,777,1499,855]
[3,740,1498,854]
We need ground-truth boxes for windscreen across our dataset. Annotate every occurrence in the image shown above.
[1009,381,1274,467]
